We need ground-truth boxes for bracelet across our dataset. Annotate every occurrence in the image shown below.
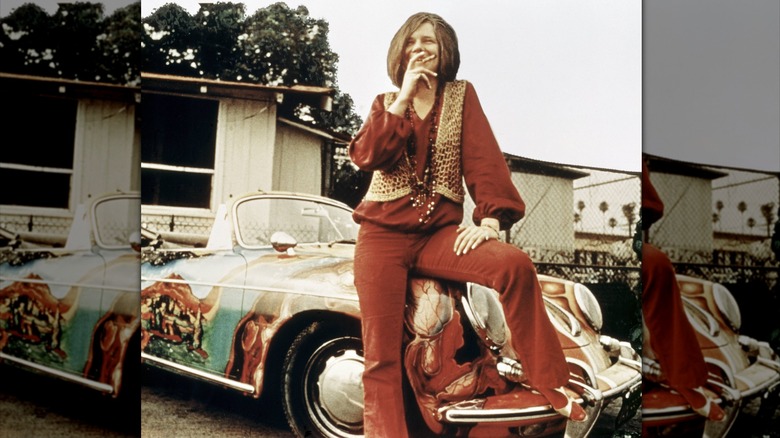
[480,225,501,239]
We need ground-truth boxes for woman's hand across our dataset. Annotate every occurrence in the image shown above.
[454,223,500,256]
[402,51,438,92]
[390,51,438,113]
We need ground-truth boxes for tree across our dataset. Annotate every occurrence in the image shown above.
[738,201,747,232]
[608,217,617,232]
[141,2,198,77]
[327,160,371,209]
[621,202,636,237]
[714,199,724,231]
[576,200,585,230]
[97,2,142,84]
[0,2,141,85]
[772,206,780,259]
[142,2,362,136]
[0,3,53,76]
[574,212,581,229]
[599,201,609,233]
[760,202,776,237]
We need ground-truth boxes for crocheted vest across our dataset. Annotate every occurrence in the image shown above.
[363,80,467,204]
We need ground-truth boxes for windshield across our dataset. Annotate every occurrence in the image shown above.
[235,197,358,248]
[93,196,141,249]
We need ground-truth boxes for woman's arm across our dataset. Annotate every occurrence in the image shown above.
[348,94,412,172]
[461,82,525,230]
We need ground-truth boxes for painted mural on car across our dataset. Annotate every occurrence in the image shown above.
[0,193,141,397]
[641,274,780,437]
[140,191,642,437]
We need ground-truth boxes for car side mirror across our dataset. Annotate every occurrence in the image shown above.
[271,231,298,254]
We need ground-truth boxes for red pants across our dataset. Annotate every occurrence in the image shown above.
[354,222,569,438]
[642,243,707,388]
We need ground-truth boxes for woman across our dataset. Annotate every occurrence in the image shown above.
[349,12,586,437]
[641,161,725,422]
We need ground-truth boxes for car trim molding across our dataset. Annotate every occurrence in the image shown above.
[0,276,136,293]
[140,276,359,302]
[0,352,114,393]
[141,352,255,393]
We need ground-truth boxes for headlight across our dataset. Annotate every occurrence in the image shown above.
[463,283,508,349]
[712,283,741,331]
[574,283,603,331]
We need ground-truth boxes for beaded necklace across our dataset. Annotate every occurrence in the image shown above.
[404,89,441,224]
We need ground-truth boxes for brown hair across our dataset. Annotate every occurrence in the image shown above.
[386,12,460,88]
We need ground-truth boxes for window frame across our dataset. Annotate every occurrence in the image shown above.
[0,94,81,216]
[140,92,221,213]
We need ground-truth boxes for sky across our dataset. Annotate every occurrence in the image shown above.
[643,0,779,174]
[3,1,777,174]
[2,0,642,172]
[136,0,643,172]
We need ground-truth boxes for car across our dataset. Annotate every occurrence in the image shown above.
[641,274,780,437]
[139,191,642,437]
[0,192,141,403]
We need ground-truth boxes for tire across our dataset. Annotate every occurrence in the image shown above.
[282,321,365,438]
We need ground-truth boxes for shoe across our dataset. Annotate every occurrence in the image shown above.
[676,387,726,422]
[537,386,587,422]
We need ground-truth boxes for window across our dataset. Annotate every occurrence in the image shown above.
[235,197,358,248]
[0,93,77,208]
[141,93,218,209]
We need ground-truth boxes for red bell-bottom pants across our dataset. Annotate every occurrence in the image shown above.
[642,243,707,388]
[354,222,570,438]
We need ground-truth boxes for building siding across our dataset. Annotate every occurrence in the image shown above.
[217,98,277,205]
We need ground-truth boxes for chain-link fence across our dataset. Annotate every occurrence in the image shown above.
[645,154,780,350]
[142,214,214,236]
[464,155,642,346]
[645,157,779,277]
[137,155,643,345]
[464,157,641,273]
[0,213,73,247]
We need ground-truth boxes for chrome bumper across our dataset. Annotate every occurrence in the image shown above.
[734,355,780,399]
[439,339,643,426]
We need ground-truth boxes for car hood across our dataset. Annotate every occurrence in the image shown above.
[1,251,105,299]
[243,245,356,298]
[141,243,357,300]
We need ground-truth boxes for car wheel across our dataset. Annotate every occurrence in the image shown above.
[282,321,365,438]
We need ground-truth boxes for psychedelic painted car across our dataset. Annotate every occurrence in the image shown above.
[641,274,780,437]
[0,192,140,401]
[140,191,641,438]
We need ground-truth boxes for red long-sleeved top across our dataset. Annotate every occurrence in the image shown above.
[349,81,525,232]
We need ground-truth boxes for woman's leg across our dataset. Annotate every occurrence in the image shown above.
[413,225,569,390]
[642,243,724,421]
[642,244,707,387]
[353,224,415,438]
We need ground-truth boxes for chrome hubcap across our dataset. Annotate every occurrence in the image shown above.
[305,338,364,437]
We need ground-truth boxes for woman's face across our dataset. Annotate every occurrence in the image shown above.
[404,22,440,73]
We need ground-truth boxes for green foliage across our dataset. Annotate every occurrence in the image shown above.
[239,3,336,87]
[327,161,370,209]
[141,3,197,77]
[142,1,361,136]
[312,90,363,136]
[193,3,246,79]
[0,2,141,84]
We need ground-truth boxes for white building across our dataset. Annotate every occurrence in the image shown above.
[139,73,350,237]
[0,72,140,241]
